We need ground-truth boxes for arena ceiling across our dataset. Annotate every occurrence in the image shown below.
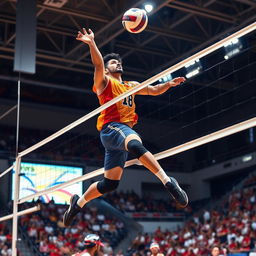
[0,0,256,91]
[0,0,255,171]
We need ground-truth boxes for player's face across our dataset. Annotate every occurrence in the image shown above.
[150,247,159,254]
[106,59,123,74]
[212,247,220,256]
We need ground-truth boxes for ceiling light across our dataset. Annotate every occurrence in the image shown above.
[144,4,153,13]
[185,69,200,78]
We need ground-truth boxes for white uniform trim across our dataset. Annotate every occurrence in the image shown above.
[107,124,126,138]
[72,251,91,256]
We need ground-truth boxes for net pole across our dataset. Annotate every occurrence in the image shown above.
[11,157,21,256]
[15,77,21,157]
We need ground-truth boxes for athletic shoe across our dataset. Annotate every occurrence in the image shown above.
[165,177,188,208]
[63,194,81,227]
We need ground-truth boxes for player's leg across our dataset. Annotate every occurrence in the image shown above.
[63,166,122,227]
[63,149,126,227]
[125,134,188,208]
[79,166,123,202]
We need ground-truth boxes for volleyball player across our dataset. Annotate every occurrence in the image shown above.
[150,242,164,256]
[72,234,104,256]
[63,28,188,227]
[211,246,220,256]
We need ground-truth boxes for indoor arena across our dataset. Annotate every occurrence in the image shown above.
[0,1,256,256]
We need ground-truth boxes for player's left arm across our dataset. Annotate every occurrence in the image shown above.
[136,77,186,96]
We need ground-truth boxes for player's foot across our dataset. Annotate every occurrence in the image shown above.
[165,177,188,208]
[63,194,81,227]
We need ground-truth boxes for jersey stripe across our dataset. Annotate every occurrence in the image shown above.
[101,82,121,127]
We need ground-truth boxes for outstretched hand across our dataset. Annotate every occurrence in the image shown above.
[76,28,94,45]
[168,77,186,87]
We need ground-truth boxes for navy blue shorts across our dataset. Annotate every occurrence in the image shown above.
[100,122,140,170]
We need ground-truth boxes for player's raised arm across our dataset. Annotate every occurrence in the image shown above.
[136,77,186,96]
[76,28,108,94]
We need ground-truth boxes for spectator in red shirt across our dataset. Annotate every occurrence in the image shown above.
[240,234,251,252]
[228,237,239,253]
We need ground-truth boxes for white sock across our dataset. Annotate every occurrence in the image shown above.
[77,196,88,208]
[155,169,170,185]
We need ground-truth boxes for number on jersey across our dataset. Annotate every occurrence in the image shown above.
[122,95,133,107]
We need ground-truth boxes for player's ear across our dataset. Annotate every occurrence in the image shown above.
[105,67,109,74]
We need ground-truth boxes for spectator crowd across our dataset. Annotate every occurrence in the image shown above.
[1,180,256,255]
[0,222,12,256]
[127,185,256,256]
[17,200,126,256]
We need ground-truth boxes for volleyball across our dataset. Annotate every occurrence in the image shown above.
[122,8,148,34]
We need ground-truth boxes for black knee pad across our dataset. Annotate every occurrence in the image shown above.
[97,177,119,194]
[127,139,148,159]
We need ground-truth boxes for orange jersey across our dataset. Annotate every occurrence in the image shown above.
[93,77,138,131]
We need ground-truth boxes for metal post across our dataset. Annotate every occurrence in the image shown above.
[15,78,21,157]
[12,74,22,256]
[12,157,21,256]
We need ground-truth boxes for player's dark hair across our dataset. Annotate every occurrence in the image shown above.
[103,53,122,67]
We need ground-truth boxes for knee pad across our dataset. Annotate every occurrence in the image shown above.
[97,177,119,194]
[127,139,148,159]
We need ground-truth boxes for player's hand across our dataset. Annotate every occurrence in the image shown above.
[76,28,94,45]
[168,77,186,87]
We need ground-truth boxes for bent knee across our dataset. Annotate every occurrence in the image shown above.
[126,139,148,159]
[125,134,142,150]
[97,178,119,194]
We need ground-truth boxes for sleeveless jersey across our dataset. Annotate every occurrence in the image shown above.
[93,77,138,131]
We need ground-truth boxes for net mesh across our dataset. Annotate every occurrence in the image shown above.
[2,30,255,202]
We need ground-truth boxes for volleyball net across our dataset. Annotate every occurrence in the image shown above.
[0,22,255,256]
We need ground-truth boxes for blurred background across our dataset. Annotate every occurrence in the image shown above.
[0,0,256,255]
